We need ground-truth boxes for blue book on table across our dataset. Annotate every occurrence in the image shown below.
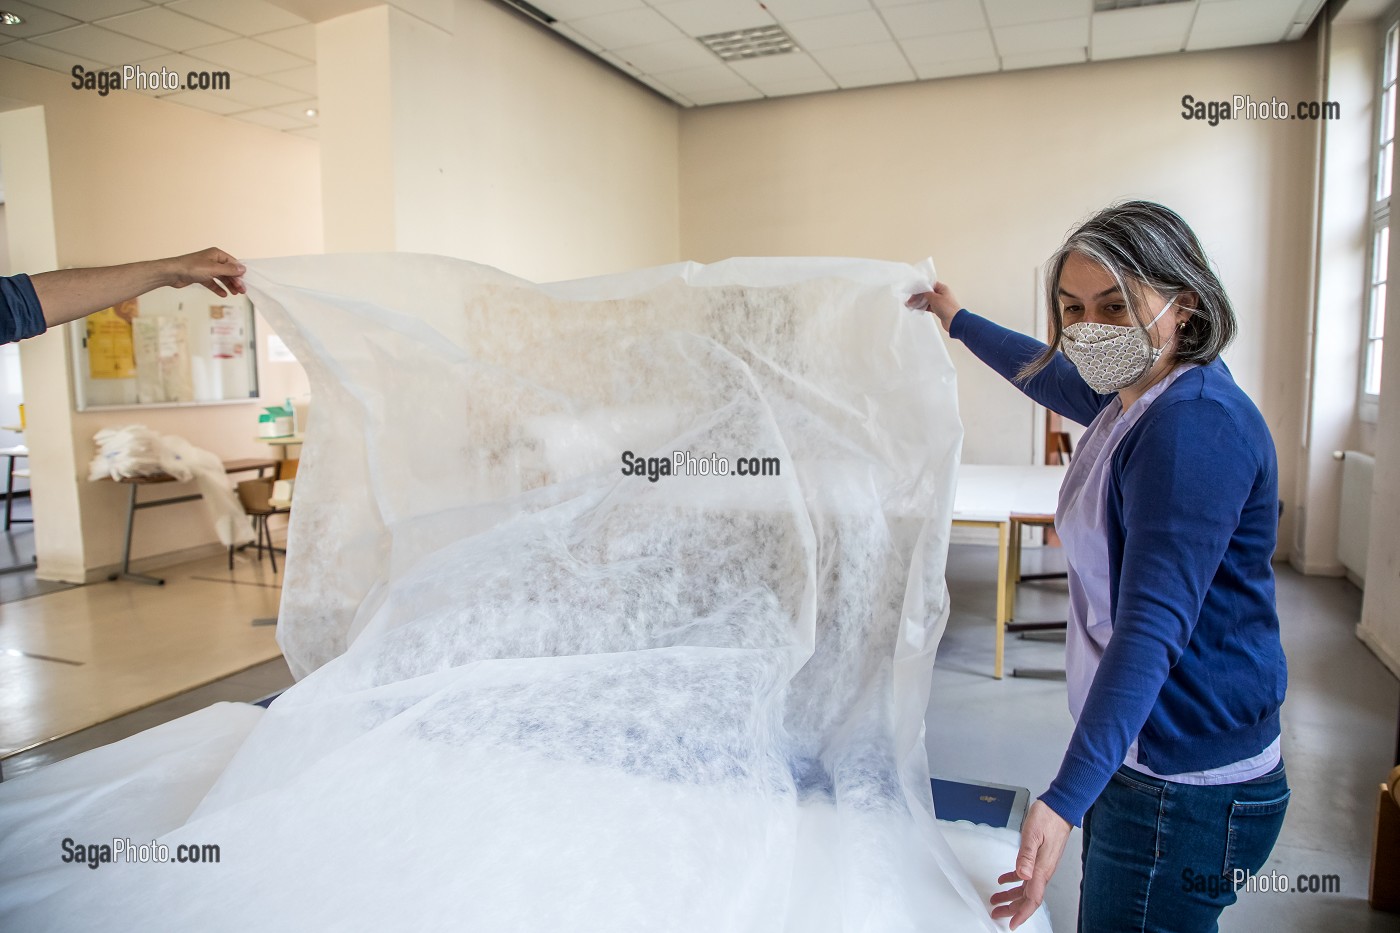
[930,777,1029,832]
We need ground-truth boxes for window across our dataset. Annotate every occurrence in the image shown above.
[1365,20,1400,407]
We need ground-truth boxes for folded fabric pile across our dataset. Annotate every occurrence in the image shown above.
[89,425,254,548]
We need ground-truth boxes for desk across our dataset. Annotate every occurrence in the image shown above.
[952,465,1067,679]
[107,458,278,586]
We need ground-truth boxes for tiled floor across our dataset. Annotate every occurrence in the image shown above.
[927,545,1400,932]
[2,540,1397,931]
[0,499,73,604]
[0,548,285,758]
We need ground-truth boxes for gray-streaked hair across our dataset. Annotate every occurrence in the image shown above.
[1019,200,1237,382]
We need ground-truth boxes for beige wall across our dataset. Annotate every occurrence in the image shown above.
[319,0,680,282]
[0,58,322,581]
[679,42,1318,556]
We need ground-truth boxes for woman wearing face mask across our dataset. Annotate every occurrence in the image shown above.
[908,200,1288,932]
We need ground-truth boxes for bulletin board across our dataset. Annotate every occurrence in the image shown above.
[69,286,260,411]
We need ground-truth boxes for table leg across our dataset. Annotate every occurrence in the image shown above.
[109,484,164,586]
[994,521,1008,680]
[1007,518,1023,623]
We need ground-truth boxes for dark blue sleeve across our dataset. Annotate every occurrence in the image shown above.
[947,309,1112,427]
[1,274,46,345]
[1038,399,1257,826]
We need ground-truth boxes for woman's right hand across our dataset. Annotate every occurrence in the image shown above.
[906,282,962,333]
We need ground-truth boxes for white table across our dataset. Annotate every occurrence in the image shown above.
[952,465,1068,679]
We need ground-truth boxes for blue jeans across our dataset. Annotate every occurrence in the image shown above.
[1078,760,1290,933]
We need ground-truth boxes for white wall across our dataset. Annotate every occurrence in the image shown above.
[0,58,323,581]
[318,0,681,281]
[679,42,1319,557]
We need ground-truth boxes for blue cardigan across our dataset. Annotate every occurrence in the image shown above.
[949,309,1287,827]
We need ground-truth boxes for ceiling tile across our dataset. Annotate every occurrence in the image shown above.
[785,11,891,51]
[911,55,998,79]
[809,39,906,73]
[535,0,646,19]
[596,48,642,75]
[1190,0,1292,36]
[165,0,306,36]
[630,72,691,104]
[1186,26,1288,51]
[0,1,79,39]
[686,85,763,105]
[568,7,683,49]
[159,88,248,114]
[983,0,1090,28]
[752,73,838,96]
[221,74,311,107]
[187,37,308,74]
[613,36,714,72]
[1090,6,1193,48]
[552,23,602,51]
[267,98,318,121]
[1001,47,1085,70]
[881,0,986,39]
[650,63,751,94]
[29,24,164,64]
[760,0,874,22]
[727,49,829,83]
[994,17,1087,55]
[18,0,147,20]
[122,53,228,95]
[263,64,317,94]
[97,7,236,49]
[234,108,307,130]
[387,0,451,31]
[833,63,915,88]
[256,24,315,61]
[650,0,773,37]
[1090,37,1182,61]
[899,29,995,65]
[287,126,318,140]
[0,39,104,74]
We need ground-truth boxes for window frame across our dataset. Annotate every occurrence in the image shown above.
[1362,12,1400,422]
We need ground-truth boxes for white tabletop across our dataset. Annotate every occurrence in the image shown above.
[952,464,1067,523]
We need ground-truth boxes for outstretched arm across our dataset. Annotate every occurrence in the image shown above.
[28,248,246,329]
[909,282,1112,426]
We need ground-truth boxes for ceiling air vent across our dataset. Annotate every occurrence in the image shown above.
[1093,0,1190,10]
[698,25,798,62]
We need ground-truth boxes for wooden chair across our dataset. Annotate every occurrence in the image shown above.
[233,477,289,573]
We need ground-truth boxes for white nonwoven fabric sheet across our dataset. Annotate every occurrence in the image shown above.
[0,255,1046,932]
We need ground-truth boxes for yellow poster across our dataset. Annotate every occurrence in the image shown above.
[86,303,138,379]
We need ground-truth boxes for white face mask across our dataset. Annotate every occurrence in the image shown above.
[1060,298,1175,394]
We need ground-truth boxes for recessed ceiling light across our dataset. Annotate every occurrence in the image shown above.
[304,107,317,118]
[698,25,798,62]
[0,10,25,26]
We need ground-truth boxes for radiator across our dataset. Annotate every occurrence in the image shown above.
[1338,450,1374,584]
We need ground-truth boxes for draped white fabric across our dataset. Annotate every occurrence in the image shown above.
[0,255,1047,932]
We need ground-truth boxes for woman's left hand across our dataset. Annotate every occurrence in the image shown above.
[990,800,1072,929]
